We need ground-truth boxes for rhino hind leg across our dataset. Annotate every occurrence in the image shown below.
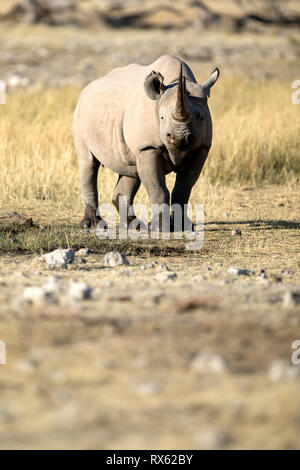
[112,175,143,228]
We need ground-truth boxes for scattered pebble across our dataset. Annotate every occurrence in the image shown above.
[122,269,132,276]
[136,381,161,396]
[75,248,93,256]
[190,352,229,374]
[155,272,177,282]
[100,280,114,288]
[23,286,55,304]
[156,263,170,272]
[69,281,93,300]
[269,273,282,283]
[283,290,300,308]
[42,275,61,295]
[196,428,231,449]
[75,257,87,265]
[104,251,129,267]
[268,360,300,383]
[141,261,159,270]
[231,229,242,236]
[191,274,207,281]
[227,267,254,276]
[41,248,74,268]
[7,74,30,89]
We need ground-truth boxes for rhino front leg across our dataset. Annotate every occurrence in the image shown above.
[78,152,102,228]
[137,149,170,232]
[171,147,209,231]
[112,175,141,227]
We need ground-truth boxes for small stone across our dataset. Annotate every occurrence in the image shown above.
[42,248,74,268]
[155,272,177,282]
[191,352,228,374]
[141,261,158,270]
[122,269,132,276]
[191,274,207,281]
[283,290,300,307]
[156,263,170,272]
[75,248,93,256]
[69,282,93,300]
[227,267,254,276]
[104,251,129,267]
[100,280,114,288]
[136,381,161,396]
[196,428,231,449]
[23,286,55,304]
[42,275,61,295]
[7,74,30,89]
[13,359,37,373]
[231,229,242,236]
[268,360,300,383]
[269,273,282,283]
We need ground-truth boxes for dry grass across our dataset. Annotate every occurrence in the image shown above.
[0,77,299,214]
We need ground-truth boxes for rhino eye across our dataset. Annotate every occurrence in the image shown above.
[160,116,164,120]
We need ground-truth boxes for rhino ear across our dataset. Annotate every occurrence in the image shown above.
[144,71,165,100]
[201,68,220,98]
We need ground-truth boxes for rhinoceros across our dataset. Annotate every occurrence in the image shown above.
[73,54,219,231]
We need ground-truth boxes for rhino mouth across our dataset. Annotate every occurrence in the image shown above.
[168,140,190,152]
[167,133,192,152]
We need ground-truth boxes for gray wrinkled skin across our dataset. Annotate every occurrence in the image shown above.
[73,55,219,230]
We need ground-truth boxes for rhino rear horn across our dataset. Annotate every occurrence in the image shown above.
[172,63,189,123]
[201,68,220,97]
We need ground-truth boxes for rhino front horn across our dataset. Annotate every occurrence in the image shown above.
[172,63,189,123]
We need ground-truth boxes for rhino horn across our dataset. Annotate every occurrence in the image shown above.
[172,63,189,123]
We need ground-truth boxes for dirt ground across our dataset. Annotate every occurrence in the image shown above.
[0,186,299,450]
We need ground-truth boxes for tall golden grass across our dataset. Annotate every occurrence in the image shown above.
[0,77,299,208]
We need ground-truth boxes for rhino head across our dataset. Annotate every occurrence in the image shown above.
[144,64,219,166]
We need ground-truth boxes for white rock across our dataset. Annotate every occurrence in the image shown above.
[122,269,132,276]
[155,272,177,282]
[192,274,207,281]
[191,352,228,374]
[156,263,170,272]
[42,275,61,294]
[104,251,129,267]
[23,286,54,304]
[231,229,242,236]
[7,74,30,89]
[283,290,300,308]
[141,261,158,270]
[136,381,161,396]
[268,360,300,382]
[196,428,231,449]
[69,282,92,300]
[75,248,93,256]
[42,248,74,268]
[227,267,253,276]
